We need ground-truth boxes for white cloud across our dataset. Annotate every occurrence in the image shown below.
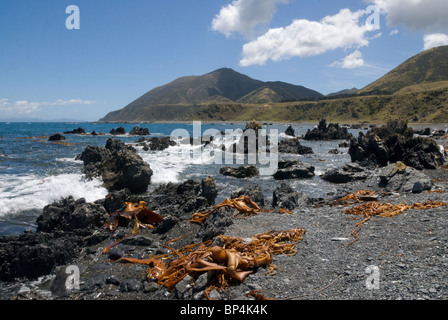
[0,98,96,116]
[371,0,448,32]
[239,9,375,66]
[212,0,290,38]
[389,29,399,35]
[423,33,448,50]
[331,50,365,69]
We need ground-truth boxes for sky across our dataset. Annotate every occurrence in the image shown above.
[1,0,448,122]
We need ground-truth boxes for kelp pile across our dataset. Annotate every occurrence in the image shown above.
[102,201,164,253]
[117,228,306,298]
[190,195,293,224]
[342,199,448,245]
[191,196,262,224]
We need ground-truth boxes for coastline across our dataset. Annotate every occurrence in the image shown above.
[1,120,447,302]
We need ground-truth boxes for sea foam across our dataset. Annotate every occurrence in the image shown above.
[0,173,108,217]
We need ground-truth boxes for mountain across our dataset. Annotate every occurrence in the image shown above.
[326,88,358,97]
[100,68,323,122]
[358,45,448,95]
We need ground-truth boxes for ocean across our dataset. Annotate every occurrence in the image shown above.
[0,121,360,237]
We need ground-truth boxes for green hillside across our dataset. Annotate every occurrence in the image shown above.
[359,46,448,95]
[100,47,448,124]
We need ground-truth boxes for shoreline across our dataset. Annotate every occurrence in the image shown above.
[1,120,447,301]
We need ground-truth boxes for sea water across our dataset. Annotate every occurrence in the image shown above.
[0,122,360,237]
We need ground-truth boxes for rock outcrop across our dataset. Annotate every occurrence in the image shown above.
[304,119,353,141]
[349,120,445,169]
[378,162,433,193]
[77,138,153,194]
[278,138,313,154]
[273,160,315,180]
[321,163,368,184]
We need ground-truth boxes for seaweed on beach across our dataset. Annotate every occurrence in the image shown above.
[116,228,306,298]
[342,200,448,245]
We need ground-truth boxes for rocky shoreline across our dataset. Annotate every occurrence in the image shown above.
[1,121,448,301]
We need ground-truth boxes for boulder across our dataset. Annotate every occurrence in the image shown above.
[321,163,368,183]
[77,138,153,194]
[304,119,353,141]
[273,160,315,180]
[278,138,313,154]
[219,165,259,178]
[272,183,310,210]
[378,162,433,193]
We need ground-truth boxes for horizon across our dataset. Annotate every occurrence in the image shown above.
[1,0,448,122]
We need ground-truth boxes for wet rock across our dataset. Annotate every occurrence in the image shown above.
[273,160,315,180]
[104,189,130,214]
[77,138,153,194]
[231,185,265,206]
[144,136,177,151]
[278,138,313,154]
[378,162,433,193]
[36,197,108,233]
[285,125,295,137]
[110,127,126,135]
[349,132,389,167]
[349,120,445,169]
[304,119,353,141]
[48,134,66,141]
[63,128,85,134]
[129,126,150,136]
[321,163,368,184]
[220,165,259,178]
[272,183,310,210]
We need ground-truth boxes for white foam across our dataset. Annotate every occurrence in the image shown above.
[0,173,108,217]
[137,142,218,184]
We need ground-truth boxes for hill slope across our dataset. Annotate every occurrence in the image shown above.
[359,45,448,95]
[100,68,323,122]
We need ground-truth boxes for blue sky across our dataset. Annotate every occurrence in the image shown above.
[1,0,447,121]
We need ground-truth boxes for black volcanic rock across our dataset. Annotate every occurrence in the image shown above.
[77,138,153,194]
[273,160,315,180]
[349,120,445,169]
[278,138,313,154]
[220,165,259,179]
[304,119,353,141]
[48,134,66,141]
[130,126,150,136]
